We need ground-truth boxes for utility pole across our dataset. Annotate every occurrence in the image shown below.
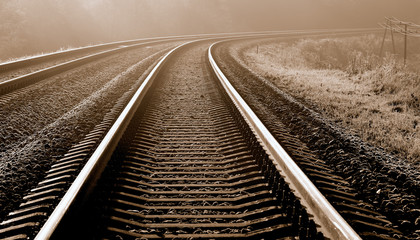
[379,17,420,65]
[404,24,407,65]
[379,22,387,58]
[390,27,396,54]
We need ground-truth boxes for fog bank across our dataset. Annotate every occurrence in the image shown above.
[1,0,419,60]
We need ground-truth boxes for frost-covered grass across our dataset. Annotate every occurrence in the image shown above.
[238,34,420,164]
[0,42,178,221]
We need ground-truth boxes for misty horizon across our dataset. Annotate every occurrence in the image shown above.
[1,0,419,61]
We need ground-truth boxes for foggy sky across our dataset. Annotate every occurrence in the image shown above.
[1,0,419,60]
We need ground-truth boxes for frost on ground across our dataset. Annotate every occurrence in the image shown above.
[0,47,103,83]
[0,42,181,221]
[238,34,420,166]
[213,37,420,238]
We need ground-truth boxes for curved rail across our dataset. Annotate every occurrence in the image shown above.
[0,28,379,96]
[0,33,230,72]
[0,31,283,72]
[31,29,380,239]
[34,40,197,240]
[0,28,378,71]
[0,41,137,72]
[0,39,178,95]
[208,42,361,240]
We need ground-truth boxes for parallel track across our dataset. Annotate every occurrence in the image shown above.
[0,39,183,95]
[0,28,378,97]
[0,32,276,95]
[210,39,406,239]
[0,29,386,240]
[25,40,359,239]
[1,28,376,72]
[0,32,258,73]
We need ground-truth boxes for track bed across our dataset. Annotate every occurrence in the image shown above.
[0,31,401,240]
[53,42,314,239]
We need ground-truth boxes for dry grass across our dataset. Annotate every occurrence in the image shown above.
[238,34,420,164]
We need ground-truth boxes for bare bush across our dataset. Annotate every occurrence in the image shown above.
[239,34,420,165]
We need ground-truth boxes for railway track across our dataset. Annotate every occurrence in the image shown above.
[0,32,244,75]
[0,28,378,97]
[0,29,391,240]
[0,31,282,95]
[0,39,362,239]
[0,32,244,95]
[210,39,413,239]
[0,38,189,96]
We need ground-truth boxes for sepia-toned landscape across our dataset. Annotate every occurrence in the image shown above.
[0,1,419,239]
[238,34,420,164]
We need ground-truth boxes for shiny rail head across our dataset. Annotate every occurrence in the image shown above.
[207,42,361,240]
[33,34,287,240]
[33,40,199,240]
[31,31,378,240]
[0,28,378,68]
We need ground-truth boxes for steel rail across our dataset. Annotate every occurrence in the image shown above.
[33,39,199,240]
[0,28,379,96]
[208,42,361,240]
[0,32,284,95]
[0,29,373,96]
[0,41,139,72]
[30,33,300,239]
[0,28,379,71]
[0,30,305,71]
[33,33,297,239]
[32,29,379,239]
[0,38,183,95]
[0,32,244,71]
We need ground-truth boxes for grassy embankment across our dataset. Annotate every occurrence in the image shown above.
[239,34,420,165]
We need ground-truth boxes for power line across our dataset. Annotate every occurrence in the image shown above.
[379,17,420,64]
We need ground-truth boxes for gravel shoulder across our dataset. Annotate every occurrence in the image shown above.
[213,39,420,238]
[238,36,420,166]
[0,41,184,221]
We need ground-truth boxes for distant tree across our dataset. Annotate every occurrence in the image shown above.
[0,0,27,60]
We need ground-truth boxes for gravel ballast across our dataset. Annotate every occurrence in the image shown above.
[0,41,184,221]
[213,40,420,238]
[0,47,111,83]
